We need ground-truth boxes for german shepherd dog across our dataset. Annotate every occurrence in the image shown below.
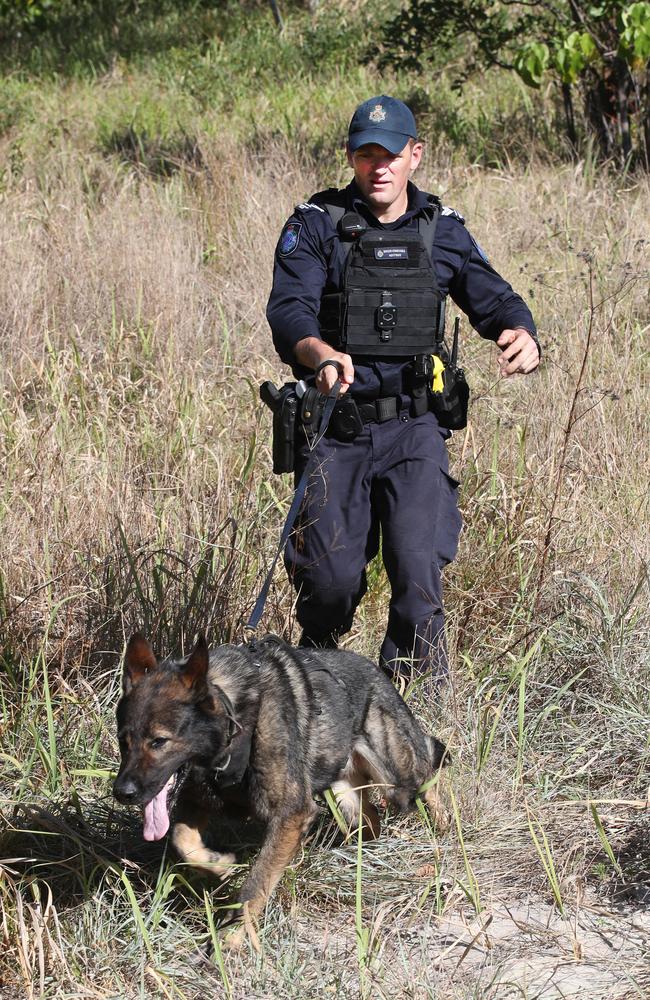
[113,633,449,946]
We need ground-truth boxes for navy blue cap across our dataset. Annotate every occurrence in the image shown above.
[348,95,418,154]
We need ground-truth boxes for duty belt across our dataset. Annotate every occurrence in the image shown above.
[356,397,401,424]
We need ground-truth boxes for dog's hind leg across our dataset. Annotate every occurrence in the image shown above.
[172,793,235,878]
[353,734,449,832]
[331,757,381,840]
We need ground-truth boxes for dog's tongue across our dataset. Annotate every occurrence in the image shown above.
[142,776,174,841]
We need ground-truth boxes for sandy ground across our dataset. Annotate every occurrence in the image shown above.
[291,891,650,998]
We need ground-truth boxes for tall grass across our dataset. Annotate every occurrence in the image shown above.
[0,25,649,996]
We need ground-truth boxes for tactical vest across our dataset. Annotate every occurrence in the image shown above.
[316,191,445,358]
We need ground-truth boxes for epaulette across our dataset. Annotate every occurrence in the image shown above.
[307,188,346,210]
[295,201,325,213]
[441,206,465,224]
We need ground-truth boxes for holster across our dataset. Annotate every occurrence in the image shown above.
[260,381,298,474]
[430,364,469,430]
[407,354,434,418]
[274,388,298,473]
[260,380,370,473]
[429,316,470,430]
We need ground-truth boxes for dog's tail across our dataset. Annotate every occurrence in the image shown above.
[427,734,450,770]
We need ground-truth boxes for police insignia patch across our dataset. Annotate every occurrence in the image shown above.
[369,104,386,123]
[279,222,302,257]
[375,247,408,260]
[470,235,489,263]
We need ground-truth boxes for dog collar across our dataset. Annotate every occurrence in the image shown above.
[212,730,252,789]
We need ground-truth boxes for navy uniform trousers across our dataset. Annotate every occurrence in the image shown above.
[284,406,462,679]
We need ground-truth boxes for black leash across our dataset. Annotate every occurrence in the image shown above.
[245,372,341,632]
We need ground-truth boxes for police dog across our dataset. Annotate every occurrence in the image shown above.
[113,633,449,946]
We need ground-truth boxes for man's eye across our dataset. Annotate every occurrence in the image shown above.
[150,738,169,750]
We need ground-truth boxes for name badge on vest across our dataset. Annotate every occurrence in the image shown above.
[375,247,408,260]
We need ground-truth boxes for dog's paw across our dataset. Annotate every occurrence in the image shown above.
[173,823,237,877]
[220,924,247,953]
[216,901,261,954]
[195,850,237,878]
[202,919,247,962]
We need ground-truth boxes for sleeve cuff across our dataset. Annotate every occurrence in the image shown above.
[270,324,323,367]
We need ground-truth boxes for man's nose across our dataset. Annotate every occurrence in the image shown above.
[113,774,141,804]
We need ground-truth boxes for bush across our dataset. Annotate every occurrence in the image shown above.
[374,0,650,169]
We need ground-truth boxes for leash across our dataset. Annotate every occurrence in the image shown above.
[245,369,342,632]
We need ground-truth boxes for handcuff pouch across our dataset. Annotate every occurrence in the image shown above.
[330,395,363,442]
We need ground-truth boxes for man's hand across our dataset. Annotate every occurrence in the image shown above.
[496,328,540,376]
[294,336,355,395]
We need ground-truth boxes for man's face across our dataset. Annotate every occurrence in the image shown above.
[347,140,423,213]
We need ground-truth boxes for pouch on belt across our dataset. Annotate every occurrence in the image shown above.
[429,318,470,431]
[300,387,362,443]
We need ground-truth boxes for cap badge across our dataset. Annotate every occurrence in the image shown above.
[369,104,386,123]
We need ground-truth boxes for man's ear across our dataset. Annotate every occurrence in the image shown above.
[345,142,354,168]
[409,140,423,173]
[123,633,157,693]
[179,633,210,691]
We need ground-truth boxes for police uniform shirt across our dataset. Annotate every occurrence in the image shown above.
[267,180,537,400]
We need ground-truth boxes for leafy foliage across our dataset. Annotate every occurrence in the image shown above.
[618,1,650,63]
[374,0,650,168]
[0,0,218,32]
[0,0,57,31]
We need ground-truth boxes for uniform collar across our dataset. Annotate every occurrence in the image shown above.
[347,179,432,227]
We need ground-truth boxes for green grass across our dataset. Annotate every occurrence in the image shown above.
[0,0,569,174]
[0,2,649,995]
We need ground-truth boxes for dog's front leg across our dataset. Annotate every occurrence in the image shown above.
[222,806,315,950]
[172,788,236,878]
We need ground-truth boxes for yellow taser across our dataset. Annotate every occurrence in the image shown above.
[431,354,445,393]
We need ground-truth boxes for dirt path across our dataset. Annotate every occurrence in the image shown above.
[291,890,650,998]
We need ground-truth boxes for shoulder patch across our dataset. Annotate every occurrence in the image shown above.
[278,221,302,257]
[441,205,465,224]
[470,234,489,264]
[295,202,325,213]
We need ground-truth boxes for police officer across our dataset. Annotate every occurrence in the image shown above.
[266,95,540,681]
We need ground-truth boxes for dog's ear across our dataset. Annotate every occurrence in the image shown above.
[123,633,157,693]
[179,632,210,691]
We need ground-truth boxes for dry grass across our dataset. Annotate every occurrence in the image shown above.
[1,118,649,999]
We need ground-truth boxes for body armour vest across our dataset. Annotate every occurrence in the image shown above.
[316,191,445,358]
